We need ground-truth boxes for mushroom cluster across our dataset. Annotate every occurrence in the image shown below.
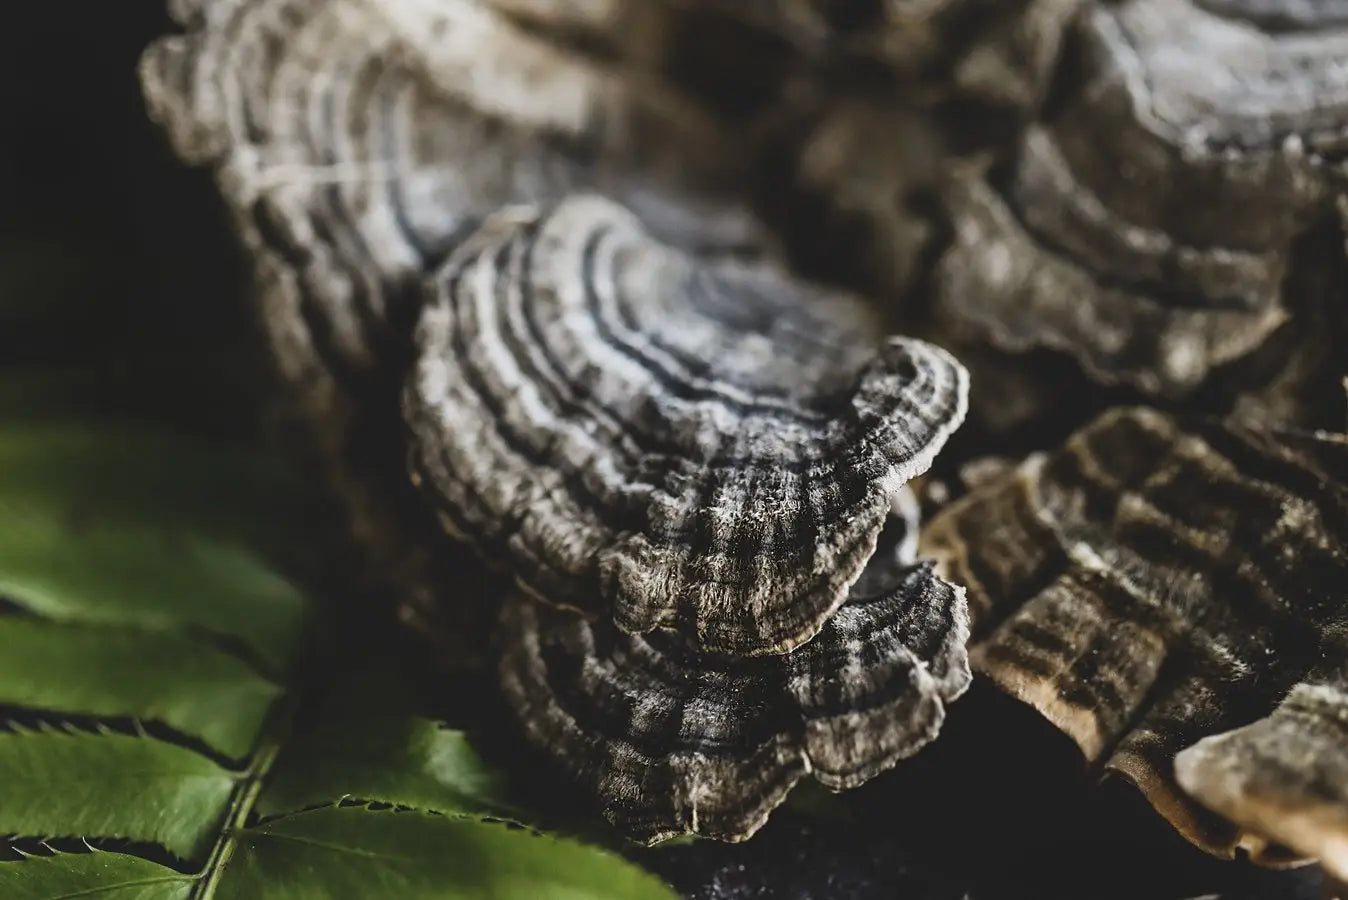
[141,0,1348,880]
[923,407,1348,870]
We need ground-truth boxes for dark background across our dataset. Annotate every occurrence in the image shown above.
[0,6,1327,898]
[0,4,258,440]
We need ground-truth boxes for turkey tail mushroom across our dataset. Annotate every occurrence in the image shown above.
[921,406,1348,871]
[139,0,763,402]
[137,0,771,651]
[498,514,971,843]
[933,0,1348,397]
[1175,672,1348,881]
[404,196,969,656]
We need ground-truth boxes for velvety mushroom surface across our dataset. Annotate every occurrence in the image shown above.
[138,0,771,651]
[405,196,968,656]
[921,406,1348,874]
[139,0,762,421]
[138,0,1348,876]
[499,513,969,842]
[934,0,1348,396]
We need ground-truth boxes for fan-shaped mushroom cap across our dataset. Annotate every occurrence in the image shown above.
[138,0,772,646]
[140,0,761,415]
[921,406,1348,871]
[934,0,1348,396]
[1175,678,1348,881]
[498,514,970,842]
[405,195,969,656]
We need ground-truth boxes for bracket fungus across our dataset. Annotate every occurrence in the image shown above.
[405,196,968,656]
[498,512,970,842]
[140,0,761,415]
[934,0,1348,397]
[139,0,1348,878]
[138,0,772,648]
[921,406,1348,874]
[141,0,974,844]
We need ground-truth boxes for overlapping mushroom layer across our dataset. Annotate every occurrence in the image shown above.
[140,0,761,424]
[137,0,772,651]
[921,406,1348,875]
[405,196,972,839]
[500,512,969,842]
[141,0,974,843]
[405,196,968,656]
[934,0,1348,396]
[139,0,1348,873]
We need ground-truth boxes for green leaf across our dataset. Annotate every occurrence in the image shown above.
[1,851,193,900]
[217,806,676,900]
[0,531,303,675]
[0,425,304,537]
[258,669,517,821]
[0,418,674,898]
[261,715,516,821]
[0,525,305,673]
[0,617,281,759]
[0,423,319,573]
[0,425,310,670]
[0,731,237,861]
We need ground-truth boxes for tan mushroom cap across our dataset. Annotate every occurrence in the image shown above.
[921,406,1348,873]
